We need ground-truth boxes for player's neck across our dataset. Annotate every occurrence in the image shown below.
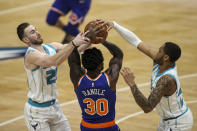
[158,62,175,74]
[31,44,41,48]
[87,71,101,79]
[31,44,46,53]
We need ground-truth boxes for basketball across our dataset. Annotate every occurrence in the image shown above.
[84,20,108,44]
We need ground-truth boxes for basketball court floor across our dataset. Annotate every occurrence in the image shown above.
[0,0,196,130]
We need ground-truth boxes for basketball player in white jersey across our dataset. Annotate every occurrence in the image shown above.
[16,22,102,131]
[99,20,193,131]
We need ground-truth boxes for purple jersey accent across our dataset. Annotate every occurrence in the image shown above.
[75,72,116,123]
[52,0,91,20]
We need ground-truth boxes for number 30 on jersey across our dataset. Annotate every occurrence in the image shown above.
[83,98,109,116]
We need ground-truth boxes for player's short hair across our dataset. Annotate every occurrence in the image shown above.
[164,42,181,63]
[17,23,30,41]
[82,47,104,71]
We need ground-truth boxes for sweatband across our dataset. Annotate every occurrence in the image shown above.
[113,21,142,48]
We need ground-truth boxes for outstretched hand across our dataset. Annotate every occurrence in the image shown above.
[96,19,114,31]
[72,32,90,46]
[121,67,136,87]
[85,24,104,42]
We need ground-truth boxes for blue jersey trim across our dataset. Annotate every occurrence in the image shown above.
[156,64,176,78]
[25,47,35,56]
[31,66,40,72]
[163,106,188,121]
[28,99,56,108]
[153,64,159,71]
[165,74,177,82]
[45,44,56,52]
[42,45,50,55]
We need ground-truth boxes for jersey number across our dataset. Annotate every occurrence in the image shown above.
[83,98,109,116]
[46,69,57,84]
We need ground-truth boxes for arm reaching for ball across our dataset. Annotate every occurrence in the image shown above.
[96,19,158,63]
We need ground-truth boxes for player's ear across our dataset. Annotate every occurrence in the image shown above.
[22,37,30,44]
[164,54,169,62]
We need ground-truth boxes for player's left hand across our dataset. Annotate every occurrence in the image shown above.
[73,32,90,46]
[96,19,113,31]
[85,25,103,43]
[121,67,136,87]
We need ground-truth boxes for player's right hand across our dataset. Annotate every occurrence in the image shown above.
[72,32,90,46]
[121,67,136,87]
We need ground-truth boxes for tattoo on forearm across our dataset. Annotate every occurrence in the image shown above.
[130,84,152,112]
[148,76,173,108]
[130,76,173,112]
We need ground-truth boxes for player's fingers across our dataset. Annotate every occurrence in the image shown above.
[94,25,103,32]
[126,67,131,73]
[84,30,90,36]
[84,37,90,43]
[95,19,104,24]
[123,67,130,77]
[77,32,82,36]
[101,21,111,27]
[95,37,103,41]
[107,26,113,31]
[121,67,127,74]
[96,19,102,21]
[120,70,125,77]
[95,28,104,34]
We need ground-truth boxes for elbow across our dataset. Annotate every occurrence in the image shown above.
[142,107,153,113]
[56,62,61,66]
[44,59,60,66]
[143,109,152,113]
[116,50,124,59]
[119,51,124,59]
[56,60,64,66]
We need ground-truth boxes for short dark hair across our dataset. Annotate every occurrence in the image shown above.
[164,42,181,63]
[17,23,30,41]
[82,47,104,71]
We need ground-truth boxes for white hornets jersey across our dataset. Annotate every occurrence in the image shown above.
[151,64,188,120]
[25,44,58,103]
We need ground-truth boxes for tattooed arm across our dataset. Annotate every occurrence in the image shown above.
[121,67,177,113]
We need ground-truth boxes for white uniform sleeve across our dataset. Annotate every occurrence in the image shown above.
[113,21,142,48]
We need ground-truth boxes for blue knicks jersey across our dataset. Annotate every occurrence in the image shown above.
[76,72,116,123]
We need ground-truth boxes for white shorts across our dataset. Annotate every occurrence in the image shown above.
[157,108,193,131]
[24,100,71,131]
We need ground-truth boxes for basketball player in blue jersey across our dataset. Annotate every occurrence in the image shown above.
[100,20,193,131]
[46,0,91,44]
[16,22,102,131]
[68,41,123,130]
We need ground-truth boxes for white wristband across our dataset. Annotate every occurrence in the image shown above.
[113,21,142,48]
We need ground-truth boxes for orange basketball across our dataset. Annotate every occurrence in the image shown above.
[84,20,108,44]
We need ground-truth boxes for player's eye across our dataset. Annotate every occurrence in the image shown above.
[30,30,35,34]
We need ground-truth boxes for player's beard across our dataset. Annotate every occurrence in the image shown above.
[30,38,43,45]
[154,55,164,65]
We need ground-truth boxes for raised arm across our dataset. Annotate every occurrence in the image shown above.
[103,41,123,91]
[68,47,84,90]
[26,33,89,67]
[121,67,177,113]
[100,20,158,62]
[113,21,158,59]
